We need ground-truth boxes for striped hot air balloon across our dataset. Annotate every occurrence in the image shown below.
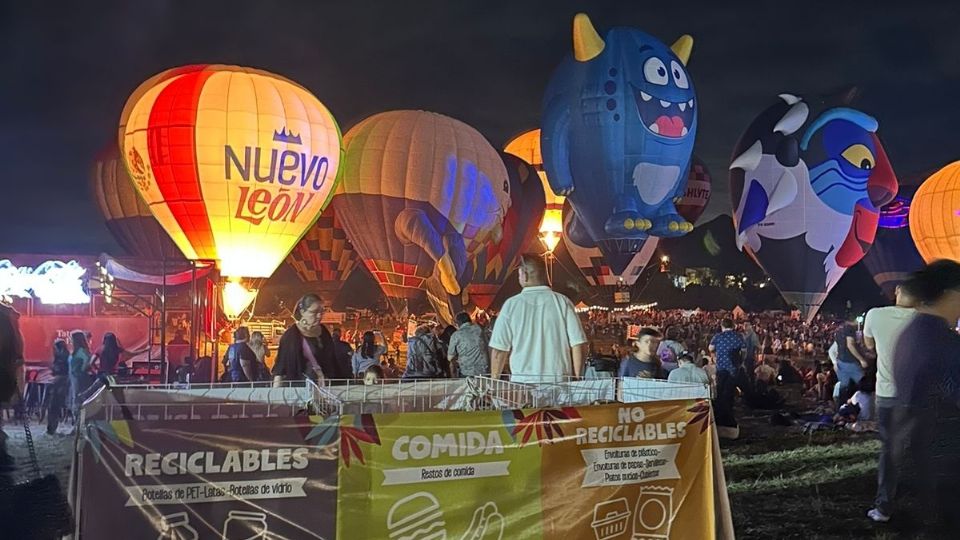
[91,144,182,260]
[562,201,658,302]
[676,156,712,225]
[118,64,342,280]
[118,65,342,318]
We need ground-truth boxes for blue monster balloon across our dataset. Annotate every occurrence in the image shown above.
[541,13,697,252]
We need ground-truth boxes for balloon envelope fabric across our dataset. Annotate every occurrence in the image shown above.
[332,110,510,314]
[729,92,898,321]
[91,144,183,260]
[286,204,358,297]
[118,64,343,279]
[541,13,698,256]
[909,162,960,264]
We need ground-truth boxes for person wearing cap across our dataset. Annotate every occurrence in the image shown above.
[668,352,710,386]
[867,260,960,528]
[619,327,664,379]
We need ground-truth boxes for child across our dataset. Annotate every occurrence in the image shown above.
[364,364,385,386]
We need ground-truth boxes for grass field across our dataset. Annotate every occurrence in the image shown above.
[721,406,960,540]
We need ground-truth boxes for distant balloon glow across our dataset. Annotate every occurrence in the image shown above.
[910,161,960,263]
[504,129,564,253]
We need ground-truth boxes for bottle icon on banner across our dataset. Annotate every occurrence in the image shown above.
[157,512,198,540]
[221,510,269,540]
[387,491,447,540]
[632,486,674,540]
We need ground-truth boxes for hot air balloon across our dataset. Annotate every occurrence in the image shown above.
[542,13,698,258]
[332,110,511,314]
[676,156,712,225]
[504,129,563,253]
[910,162,960,264]
[730,92,898,321]
[285,204,358,303]
[862,194,924,300]
[118,65,343,319]
[91,144,182,260]
[464,154,546,311]
[562,201,658,304]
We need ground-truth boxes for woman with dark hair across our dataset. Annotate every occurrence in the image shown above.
[69,330,93,414]
[868,260,960,530]
[351,330,386,378]
[45,339,70,434]
[93,332,122,375]
[272,293,346,385]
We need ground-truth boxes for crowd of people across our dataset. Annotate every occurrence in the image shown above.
[3,253,959,533]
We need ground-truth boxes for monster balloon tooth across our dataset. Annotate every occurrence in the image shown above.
[542,12,698,275]
[730,93,898,322]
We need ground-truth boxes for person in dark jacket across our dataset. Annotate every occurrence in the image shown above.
[868,260,960,531]
[272,294,346,384]
[46,339,70,434]
[331,328,355,378]
[402,325,445,379]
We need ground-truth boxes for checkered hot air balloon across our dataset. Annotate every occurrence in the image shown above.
[285,205,358,301]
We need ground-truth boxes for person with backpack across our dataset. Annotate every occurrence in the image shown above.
[225,327,262,383]
[402,325,446,380]
[656,326,683,374]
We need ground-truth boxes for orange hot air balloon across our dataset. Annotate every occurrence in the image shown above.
[286,205,358,298]
[118,65,343,282]
[91,144,182,260]
[505,128,564,253]
[910,161,960,263]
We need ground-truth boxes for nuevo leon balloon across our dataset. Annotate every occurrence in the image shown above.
[118,65,343,317]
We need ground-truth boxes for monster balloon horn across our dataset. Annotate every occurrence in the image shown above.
[729,92,898,322]
[542,13,698,262]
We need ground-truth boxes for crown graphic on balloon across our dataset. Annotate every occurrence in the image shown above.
[273,127,302,145]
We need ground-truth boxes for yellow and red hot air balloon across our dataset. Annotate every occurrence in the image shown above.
[910,161,960,263]
[505,129,564,253]
[91,144,182,260]
[118,65,343,318]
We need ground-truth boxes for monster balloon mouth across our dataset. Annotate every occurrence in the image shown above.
[632,85,694,139]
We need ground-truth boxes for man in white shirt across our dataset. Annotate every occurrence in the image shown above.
[864,283,918,523]
[490,254,588,383]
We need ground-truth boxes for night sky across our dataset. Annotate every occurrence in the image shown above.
[2,0,959,300]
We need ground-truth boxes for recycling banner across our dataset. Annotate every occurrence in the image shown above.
[77,416,339,539]
[77,400,714,539]
[336,400,714,540]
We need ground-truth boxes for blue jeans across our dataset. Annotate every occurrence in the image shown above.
[833,361,864,401]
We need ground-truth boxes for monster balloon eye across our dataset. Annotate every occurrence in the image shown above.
[841,144,875,170]
[644,57,669,85]
[671,61,689,89]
